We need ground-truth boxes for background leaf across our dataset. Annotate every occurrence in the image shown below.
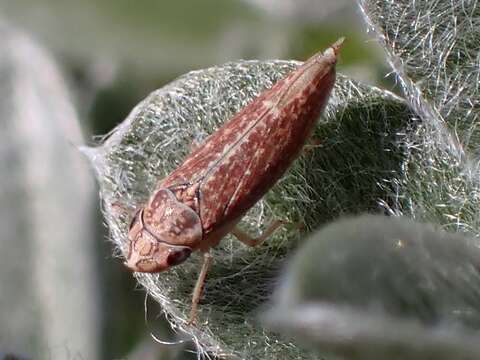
[359,0,480,234]
[360,0,480,154]
[0,24,99,359]
[263,215,480,360]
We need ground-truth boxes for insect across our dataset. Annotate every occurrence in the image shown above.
[125,38,343,323]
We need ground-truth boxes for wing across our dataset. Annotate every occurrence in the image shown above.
[160,43,338,233]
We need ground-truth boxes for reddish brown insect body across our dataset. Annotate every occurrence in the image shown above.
[125,39,343,321]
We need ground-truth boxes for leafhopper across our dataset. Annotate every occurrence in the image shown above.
[125,38,343,323]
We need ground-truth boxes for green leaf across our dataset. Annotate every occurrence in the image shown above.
[91,58,414,359]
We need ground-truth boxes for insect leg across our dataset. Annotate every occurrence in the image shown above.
[230,219,285,247]
[188,251,213,325]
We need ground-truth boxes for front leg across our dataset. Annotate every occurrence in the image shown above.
[188,220,292,324]
[188,251,213,325]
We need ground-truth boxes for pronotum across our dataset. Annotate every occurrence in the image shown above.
[125,38,343,323]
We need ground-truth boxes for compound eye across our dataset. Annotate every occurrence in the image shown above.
[166,247,192,267]
[129,209,142,230]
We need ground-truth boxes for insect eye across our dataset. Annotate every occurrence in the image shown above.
[167,247,192,267]
[129,209,142,230]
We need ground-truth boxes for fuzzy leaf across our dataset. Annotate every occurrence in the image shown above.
[359,0,480,155]
[359,1,480,234]
[89,58,415,358]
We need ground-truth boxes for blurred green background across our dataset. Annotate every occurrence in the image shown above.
[0,1,391,359]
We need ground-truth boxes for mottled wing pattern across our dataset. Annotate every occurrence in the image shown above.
[199,68,336,231]
[161,82,284,186]
[160,45,337,235]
